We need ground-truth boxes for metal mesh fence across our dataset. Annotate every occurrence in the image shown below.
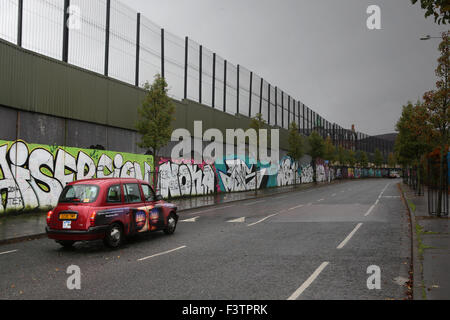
[0,0,18,44]
[139,16,161,87]
[0,0,395,155]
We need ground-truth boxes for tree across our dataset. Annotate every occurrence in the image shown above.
[374,149,384,168]
[337,146,348,166]
[324,136,336,164]
[136,74,175,157]
[388,153,397,168]
[411,0,450,25]
[287,122,304,186]
[355,150,362,167]
[360,151,369,168]
[308,131,325,183]
[422,31,450,215]
[136,75,175,187]
[249,113,269,193]
[347,150,356,167]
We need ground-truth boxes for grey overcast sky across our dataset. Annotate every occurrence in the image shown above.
[123,0,447,135]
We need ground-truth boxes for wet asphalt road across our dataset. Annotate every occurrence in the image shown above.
[0,178,411,300]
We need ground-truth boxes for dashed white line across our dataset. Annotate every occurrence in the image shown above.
[288,205,304,211]
[0,250,18,256]
[227,217,246,223]
[337,223,363,249]
[138,246,187,262]
[364,205,375,217]
[287,262,330,300]
[331,193,337,197]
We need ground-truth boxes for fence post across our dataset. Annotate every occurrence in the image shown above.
[199,45,202,104]
[62,0,70,63]
[104,0,111,76]
[223,60,227,112]
[275,87,278,127]
[135,13,141,87]
[212,53,216,108]
[259,78,263,115]
[298,101,301,132]
[288,96,291,127]
[161,28,165,78]
[184,36,188,100]
[268,83,271,125]
[248,71,253,117]
[236,64,240,115]
[281,92,284,129]
[17,0,23,47]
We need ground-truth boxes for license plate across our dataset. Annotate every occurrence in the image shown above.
[59,213,77,220]
[63,221,72,229]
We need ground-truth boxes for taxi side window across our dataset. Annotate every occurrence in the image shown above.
[141,184,155,202]
[107,185,122,203]
[124,184,143,203]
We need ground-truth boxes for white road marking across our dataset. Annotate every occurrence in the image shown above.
[287,262,330,300]
[188,205,235,216]
[227,217,246,223]
[180,216,199,223]
[138,246,187,261]
[0,250,18,256]
[331,193,337,197]
[364,205,375,217]
[365,182,391,217]
[317,199,325,202]
[288,205,304,211]
[244,200,266,206]
[247,211,283,227]
[337,223,363,249]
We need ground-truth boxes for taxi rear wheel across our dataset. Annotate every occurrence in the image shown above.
[103,223,123,248]
[163,213,177,235]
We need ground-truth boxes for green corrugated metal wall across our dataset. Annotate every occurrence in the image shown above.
[0,39,290,150]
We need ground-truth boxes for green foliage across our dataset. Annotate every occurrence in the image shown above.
[287,122,304,162]
[337,146,348,166]
[411,0,450,25]
[308,131,325,183]
[360,151,369,168]
[249,113,270,161]
[374,149,384,168]
[308,131,325,161]
[388,152,397,168]
[136,74,175,157]
[323,136,336,163]
[347,150,356,167]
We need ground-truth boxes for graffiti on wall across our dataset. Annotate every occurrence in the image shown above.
[215,157,278,192]
[157,158,217,198]
[0,140,154,213]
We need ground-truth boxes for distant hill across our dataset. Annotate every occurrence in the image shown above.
[373,133,398,142]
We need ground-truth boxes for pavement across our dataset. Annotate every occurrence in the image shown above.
[0,182,321,244]
[400,183,450,300]
[0,178,414,300]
